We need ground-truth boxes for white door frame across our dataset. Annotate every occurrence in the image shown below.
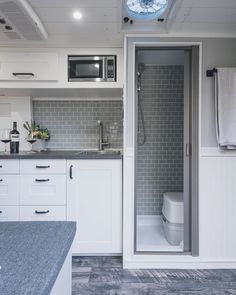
[123,37,202,269]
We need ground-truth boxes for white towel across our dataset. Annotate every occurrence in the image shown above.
[215,67,236,149]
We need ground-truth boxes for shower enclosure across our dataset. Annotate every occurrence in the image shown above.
[134,48,193,253]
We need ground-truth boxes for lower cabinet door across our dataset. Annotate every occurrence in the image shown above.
[19,206,66,221]
[0,175,19,205]
[67,160,122,254]
[0,206,19,221]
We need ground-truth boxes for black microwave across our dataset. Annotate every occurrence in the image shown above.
[68,55,116,82]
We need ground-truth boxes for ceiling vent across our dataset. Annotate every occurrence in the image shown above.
[0,0,48,40]
[121,0,179,33]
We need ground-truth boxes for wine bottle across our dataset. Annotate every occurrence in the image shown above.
[10,122,20,154]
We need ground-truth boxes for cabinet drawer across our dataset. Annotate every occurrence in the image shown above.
[19,206,66,221]
[0,175,19,205]
[0,52,59,81]
[20,175,66,205]
[0,206,19,221]
[0,160,19,174]
[20,160,66,174]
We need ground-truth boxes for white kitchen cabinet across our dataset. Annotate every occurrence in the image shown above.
[0,175,19,205]
[0,51,59,81]
[0,160,20,220]
[0,159,67,222]
[19,174,66,206]
[0,206,19,221]
[20,159,66,174]
[0,48,123,90]
[0,160,19,174]
[19,206,66,221]
[67,160,122,254]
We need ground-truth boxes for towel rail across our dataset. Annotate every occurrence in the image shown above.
[206,68,217,77]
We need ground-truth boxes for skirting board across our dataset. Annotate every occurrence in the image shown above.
[123,260,236,269]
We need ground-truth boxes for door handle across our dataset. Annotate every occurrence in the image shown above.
[0,179,3,182]
[0,211,2,214]
[186,143,191,157]
[69,165,73,179]
[36,165,50,169]
[0,165,2,168]
[35,210,50,214]
[35,179,50,182]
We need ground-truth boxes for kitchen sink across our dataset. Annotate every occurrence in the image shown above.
[74,150,121,155]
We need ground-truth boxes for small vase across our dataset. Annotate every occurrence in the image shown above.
[33,139,46,152]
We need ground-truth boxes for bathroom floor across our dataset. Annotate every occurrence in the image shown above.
[136,215,183,252]
[72,256,236,295]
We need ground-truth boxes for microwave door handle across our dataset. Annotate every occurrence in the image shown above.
[103,56,106,81]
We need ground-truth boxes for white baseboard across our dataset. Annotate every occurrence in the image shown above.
[123,259,236,269]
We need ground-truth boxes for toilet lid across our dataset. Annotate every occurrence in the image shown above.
[162,192,184,224]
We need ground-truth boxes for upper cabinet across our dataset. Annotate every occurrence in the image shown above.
[0,48,123,90]
[0,51,59,82]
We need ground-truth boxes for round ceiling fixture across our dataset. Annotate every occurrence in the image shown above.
[126,0,168,20]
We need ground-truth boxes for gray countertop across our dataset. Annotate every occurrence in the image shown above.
[0,150,122,160]
[0,221,76,295]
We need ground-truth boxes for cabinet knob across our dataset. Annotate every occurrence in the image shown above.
[0,179,3,182]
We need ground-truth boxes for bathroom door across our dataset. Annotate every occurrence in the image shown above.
[183,46,199,255]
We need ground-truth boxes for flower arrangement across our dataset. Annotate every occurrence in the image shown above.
[23,121,50,141]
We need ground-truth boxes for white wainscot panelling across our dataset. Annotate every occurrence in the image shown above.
[199,155,236,259]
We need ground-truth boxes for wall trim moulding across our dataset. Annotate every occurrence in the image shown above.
[32,97,123,101]
[201,147,236,157]
[123,259,236,269]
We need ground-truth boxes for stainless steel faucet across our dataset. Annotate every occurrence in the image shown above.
[97,120,110,151]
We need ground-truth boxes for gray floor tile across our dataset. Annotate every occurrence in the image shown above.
[72,257,236,295]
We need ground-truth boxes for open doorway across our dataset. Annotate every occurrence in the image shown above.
[134,46,198,253]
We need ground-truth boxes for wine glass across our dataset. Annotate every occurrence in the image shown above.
[27,133,37,153]
[0,128,11,153]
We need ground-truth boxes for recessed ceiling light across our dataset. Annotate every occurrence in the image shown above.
[73,11,83,20]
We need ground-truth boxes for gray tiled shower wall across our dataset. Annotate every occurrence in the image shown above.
[33,100,123,150]
[136,65,184,216]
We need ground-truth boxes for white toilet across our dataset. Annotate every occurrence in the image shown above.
[162,192,184,246]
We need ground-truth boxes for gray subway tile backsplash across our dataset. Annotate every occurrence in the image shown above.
[33,100,123,150]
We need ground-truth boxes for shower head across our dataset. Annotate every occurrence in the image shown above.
[137,62,145,75]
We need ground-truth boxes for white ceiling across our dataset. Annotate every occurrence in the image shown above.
[0,0,235,47]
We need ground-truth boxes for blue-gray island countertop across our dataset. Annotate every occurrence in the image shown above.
[0,221,76,295]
